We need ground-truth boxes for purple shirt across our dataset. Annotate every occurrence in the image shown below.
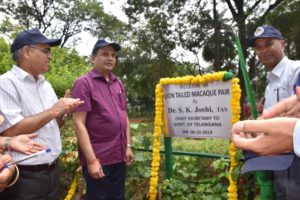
[72,68,128,166]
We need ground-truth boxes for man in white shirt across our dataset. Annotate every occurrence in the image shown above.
[232,86,300,159]
[244,25,300,200]
[0,29,83,200]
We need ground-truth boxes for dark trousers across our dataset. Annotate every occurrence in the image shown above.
[82,162,126,200]
[274,156,300,200]
[0,163,59,200]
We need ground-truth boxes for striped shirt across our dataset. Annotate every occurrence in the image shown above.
[0,65,61,165]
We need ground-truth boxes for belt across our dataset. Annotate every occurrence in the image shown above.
[17,159,58,171]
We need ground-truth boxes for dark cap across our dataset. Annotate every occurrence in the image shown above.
[11,29,61,53]
[247,25,283,47]
[92,39,121,54]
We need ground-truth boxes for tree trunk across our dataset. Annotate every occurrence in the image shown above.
[213,0,221,71]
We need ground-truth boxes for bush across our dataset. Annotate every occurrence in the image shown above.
[46,48,90,97]
[0,37,14,74]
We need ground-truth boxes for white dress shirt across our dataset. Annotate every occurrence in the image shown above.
[264,57,300,158]
[264,56,300,109]
[247,56,300,171]
[0,65,61,164]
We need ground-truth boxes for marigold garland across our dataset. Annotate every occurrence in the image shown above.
[64,170,81,200]
[228,78,241,200]
[148,71,241,200]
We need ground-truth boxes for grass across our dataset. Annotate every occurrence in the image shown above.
[172,138,230,155]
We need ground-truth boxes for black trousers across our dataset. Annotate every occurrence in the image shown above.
[82,162,126,200]
[274,156,300,200]
[0,163,59,200]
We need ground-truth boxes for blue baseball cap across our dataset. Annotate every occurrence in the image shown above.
[11,29,61,53]
[247,25,283,47]
[92,39,121,54]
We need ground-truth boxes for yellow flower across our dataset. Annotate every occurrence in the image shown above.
[64,170,81,200]
[227,78,241,200]
[149,72,240,200]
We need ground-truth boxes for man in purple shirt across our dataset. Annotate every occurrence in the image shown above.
[72,39,134,200]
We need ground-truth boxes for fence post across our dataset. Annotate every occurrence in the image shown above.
[164,136,173,179]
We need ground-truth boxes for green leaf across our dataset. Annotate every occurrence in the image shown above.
[231,166,240,181]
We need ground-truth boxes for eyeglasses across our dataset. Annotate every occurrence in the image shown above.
[28,46,51,55]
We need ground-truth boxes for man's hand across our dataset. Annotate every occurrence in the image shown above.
[10,133,46,155]
[0,115,4,125]
[263,87,300,119]
[232,118,297,156]
[125,148,134,165]
[87,159,105,179]
[51,97,84,118]
[64,89,71,98]
[0,154,15,191]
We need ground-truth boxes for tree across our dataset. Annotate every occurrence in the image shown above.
[125,0,236,73]
[222,0,284,117]
[114,36,190,115]
[266,0,300,59]
[0,0,126,47]
[125,0,285,116]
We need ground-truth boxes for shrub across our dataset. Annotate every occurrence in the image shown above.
[46,48,90,97]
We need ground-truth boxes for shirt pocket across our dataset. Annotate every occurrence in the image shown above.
[118,92,127,110]
[276,87,289,101]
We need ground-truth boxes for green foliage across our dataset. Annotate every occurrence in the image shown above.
[173,156,199,179]
[130,122,153,149]
[161,157,229,200]
[124,0,286,115]
[0,18,20,38]
[45,48,90,97]
[0,0,127,47]
[231,148,257,199]
[0,0,290,116]
[116,46,191,115]
[58,119,81,199]
[126,121,258,199]
[59,120,79,170]
[0,37,13,74]
[267,0,300,59]
[172,138,230,155]
[126,122,153,199]
[129,123,228,199]
[57,120,258,199]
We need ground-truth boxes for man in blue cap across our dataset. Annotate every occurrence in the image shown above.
[72,38,134,200]
[246,25,300,200]
[0,29,83,199]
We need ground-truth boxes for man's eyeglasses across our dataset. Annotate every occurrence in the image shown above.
[28,46,51,55]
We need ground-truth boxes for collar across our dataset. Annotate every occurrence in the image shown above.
[267,56,288,79]
[90,68,117,82]
[11,65,45,83]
